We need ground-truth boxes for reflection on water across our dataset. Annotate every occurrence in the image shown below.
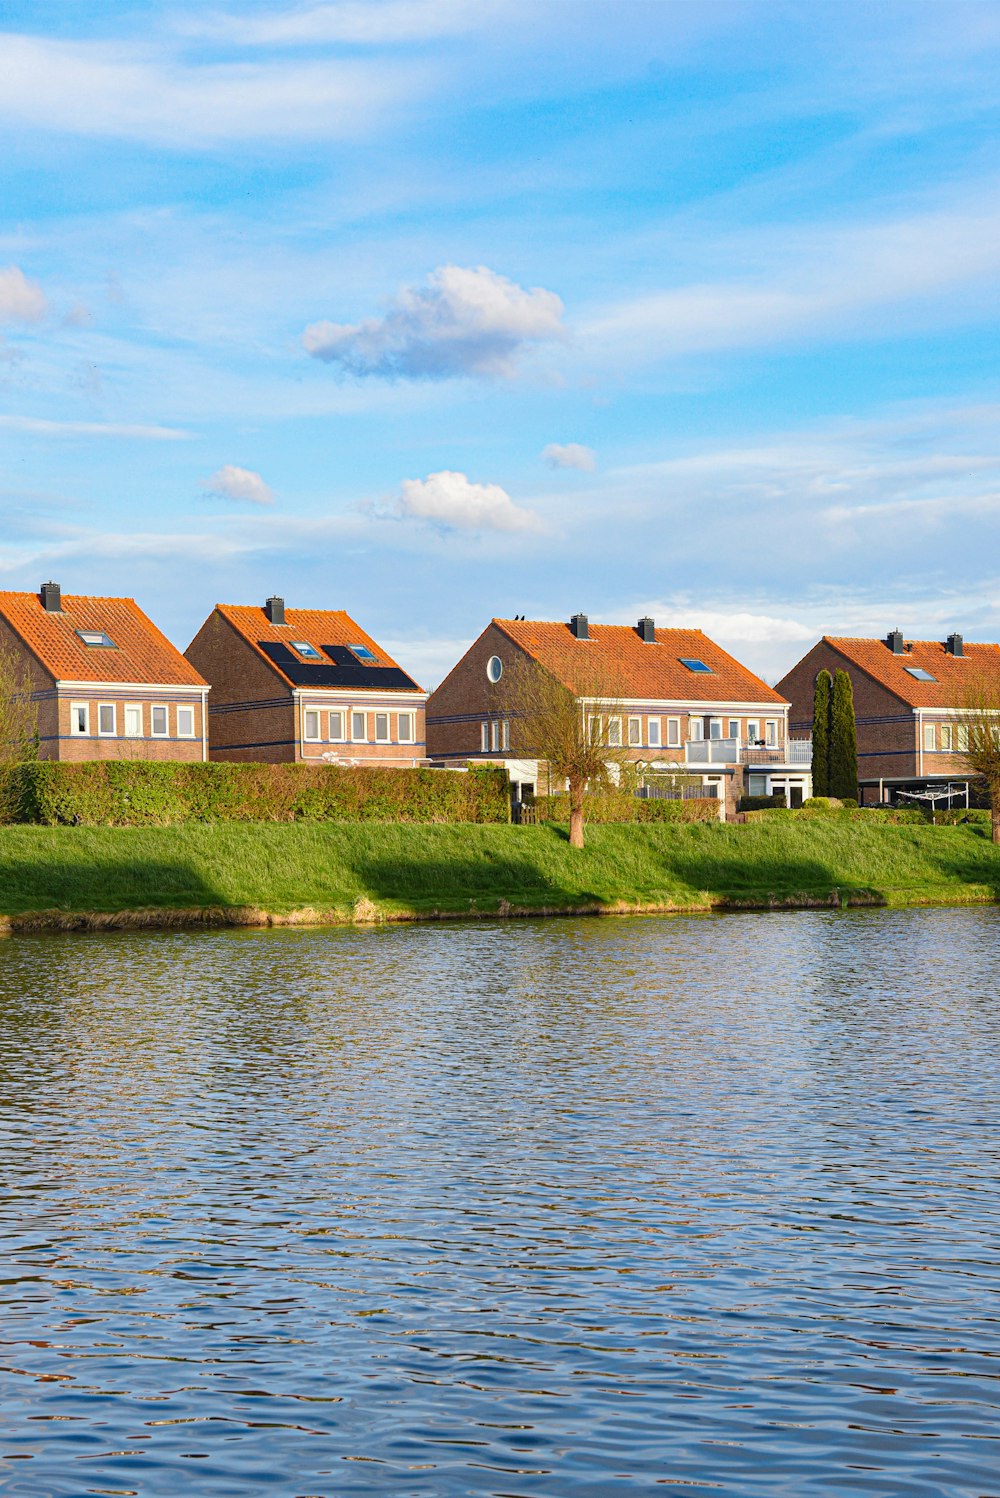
[1,908,1000,1496]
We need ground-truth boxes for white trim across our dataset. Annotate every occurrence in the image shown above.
[397,711,415,744]
[351,709,368,743]
[580,696,789,712]
[649,717,662,747]
[289,687,427,704]
[56,679,206,694]
[329,709,346,742]
[97,701,116,737]
[176,704,196,739]
[374,711,390,743]
[303,708,322,742]
[124,702,143,738]
[69,701,90,736]
[150,703,169,737]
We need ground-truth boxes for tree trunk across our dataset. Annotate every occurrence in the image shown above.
[569,777,585,848]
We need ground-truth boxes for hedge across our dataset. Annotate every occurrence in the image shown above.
[744,805,928,825]
[738,794,785,812]
[5,761,510,827]
[533,792,718,824]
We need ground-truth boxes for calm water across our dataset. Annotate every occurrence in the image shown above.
[1,909,999,1497]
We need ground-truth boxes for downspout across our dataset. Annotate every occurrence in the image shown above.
[201,686,209,762]
[916,708,923,778]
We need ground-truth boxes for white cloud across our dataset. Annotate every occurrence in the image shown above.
[0,415,189,440]
[542,441,596,472]
[0,266,47,325]
[204,465,275,505]
[397,469,542,532]
[0,33,414,147]
[303,264,565,379]
[185,0,492,46]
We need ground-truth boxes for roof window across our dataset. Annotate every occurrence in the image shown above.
[679,657,713,674]
[291,641,321,658]
[76,629,115,648]
[349,644,378,663]
[905,666,937,682]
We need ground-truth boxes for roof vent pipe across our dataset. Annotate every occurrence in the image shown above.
[39,581,61,613]
[885,628,904,655]
[264,595,285,626]
[946,632,964,657]
[569,613,589,640]
[637,616,655,643]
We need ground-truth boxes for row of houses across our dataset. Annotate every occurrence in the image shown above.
[1,581,996,813]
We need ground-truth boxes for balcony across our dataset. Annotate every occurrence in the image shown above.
[686,736,813,767]
[686,736,739,765]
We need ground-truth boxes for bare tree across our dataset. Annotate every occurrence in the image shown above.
[953,675,1000,843]
[0,642,38,817]
[502,655,632,848]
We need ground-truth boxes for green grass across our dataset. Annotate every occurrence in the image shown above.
[0,819,997,929]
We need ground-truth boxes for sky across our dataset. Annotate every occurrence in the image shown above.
[3,0,1000,687]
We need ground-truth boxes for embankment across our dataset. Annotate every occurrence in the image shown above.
[0,820,997,934]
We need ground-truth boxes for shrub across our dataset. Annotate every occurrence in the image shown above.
[840,797,858,809]
[801,796,841,812]
[8,761,510,827]
[533,792,718,824]
[738,794,785,812]
[933,808,991,826]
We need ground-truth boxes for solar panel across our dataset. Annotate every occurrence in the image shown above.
[257,642,418,691]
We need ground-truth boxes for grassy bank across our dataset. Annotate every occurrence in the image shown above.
[0,819,997,932]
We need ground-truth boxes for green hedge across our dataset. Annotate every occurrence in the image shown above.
[6,761,510,827]
[744,805,928,825]
[738,794,785,812]
[533,792,718,824]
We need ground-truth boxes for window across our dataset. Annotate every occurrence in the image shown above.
[649,718,662,747]
[69,702,89,735]
[709,719,723,740]
[352,711,367,742]
[75,629,114,648]
[398,712,414,743]
[291,641,321,659]
[375,712,389,742]
[924,722,936,751]
[349,644,377,663]
[627,716,641,746]
[481,721,489,752]
[665,718,678,747]
[679,657,713,673]
[304,709,321,741]
[940,724,953,751]
[124,704,142,738]
[329,710,345,741]
[906,667,937,682]
[766,720,778,747]
[747,719,760,744]
[177,706,195,738]
[607,717,622,747]
[490,720,500,752]
[728,720,740,739]
[151,705,168,736]
[97,703,116,736]
[588,716,601,744]
[502,720,510,751]
[958,724,969,752]
[688,717,704,741]
[486,655,503,683]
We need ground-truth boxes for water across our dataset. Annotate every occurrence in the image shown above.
[1,908,999,1497]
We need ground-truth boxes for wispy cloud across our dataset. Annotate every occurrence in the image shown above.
[0,266,47,325]
[203,464,275,505]
[542,441,596,472]
[184,0,494,46]
[397,469,542,532]
[0,414,190,440]
[303,264,565,379]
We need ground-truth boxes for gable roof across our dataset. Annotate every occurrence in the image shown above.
[493,619,786,704]
[214,604,424,693]
[821,636,1000,708]
[0,591,206,686]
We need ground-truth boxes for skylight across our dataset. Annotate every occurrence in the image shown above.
[76,629,115,648]
[905,666,936,682]
[679,657,713,674]
[291,641,321,658]
[349,644,377,663]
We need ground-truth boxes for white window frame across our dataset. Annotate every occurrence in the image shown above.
[924,722,936,752]
[124,703,143,738]
[588,715,601,744]
[688,717,704,742]
[481,721,490,752]
[765,720,778,748]
[176,705,195,739]
[747,719,760,745]
[97,702,116,737]
[940,723,953,752]
[649,718,662,747]
[665,717,678,747]
[728,719,740,739]
[709,718,723,740]
[150,704,169,738]
[957,724,969,752]
[490,720,500,752]
[627,715,641,746]
[374,712,390,743]
[304,708,321,742]
[352,711,367,743]
[606,716,622,747]
[501,720,510,751]
[69,702,90,736]
[329,710,346,742]
[398,712,414,744]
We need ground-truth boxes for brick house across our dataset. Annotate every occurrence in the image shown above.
[0,581,209,760]
[776,630,999,806]
[426,613,811,814]
[185,596,427,764]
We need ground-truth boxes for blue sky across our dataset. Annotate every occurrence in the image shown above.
[3,0,1000,685]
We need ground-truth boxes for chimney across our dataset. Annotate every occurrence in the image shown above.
[637,616,655,643]
[885,628,904,655]
[569,612,589,640]
[39,581,61,613]
[946,632,964,657]
[264,595,285,626]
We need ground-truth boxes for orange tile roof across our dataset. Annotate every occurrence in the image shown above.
[215,604,422,690]
[823,636,1000,708]
[0,591,206,686]
[493,619,786,704]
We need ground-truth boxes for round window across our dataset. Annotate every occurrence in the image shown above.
[486,655,503,683]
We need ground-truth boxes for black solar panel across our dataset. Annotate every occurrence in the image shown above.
[322,644,360,666]
[257,641,418,691]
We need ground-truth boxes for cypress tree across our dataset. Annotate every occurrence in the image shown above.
[811,669,831,796]
[829,668,858,801]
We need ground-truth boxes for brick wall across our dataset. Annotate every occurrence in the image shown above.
[776,641,916,783]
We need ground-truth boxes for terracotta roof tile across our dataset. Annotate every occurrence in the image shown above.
[216,604,423,690]
[0,591,206,686]
[494,619,786,704]
[823,636,1000,708]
